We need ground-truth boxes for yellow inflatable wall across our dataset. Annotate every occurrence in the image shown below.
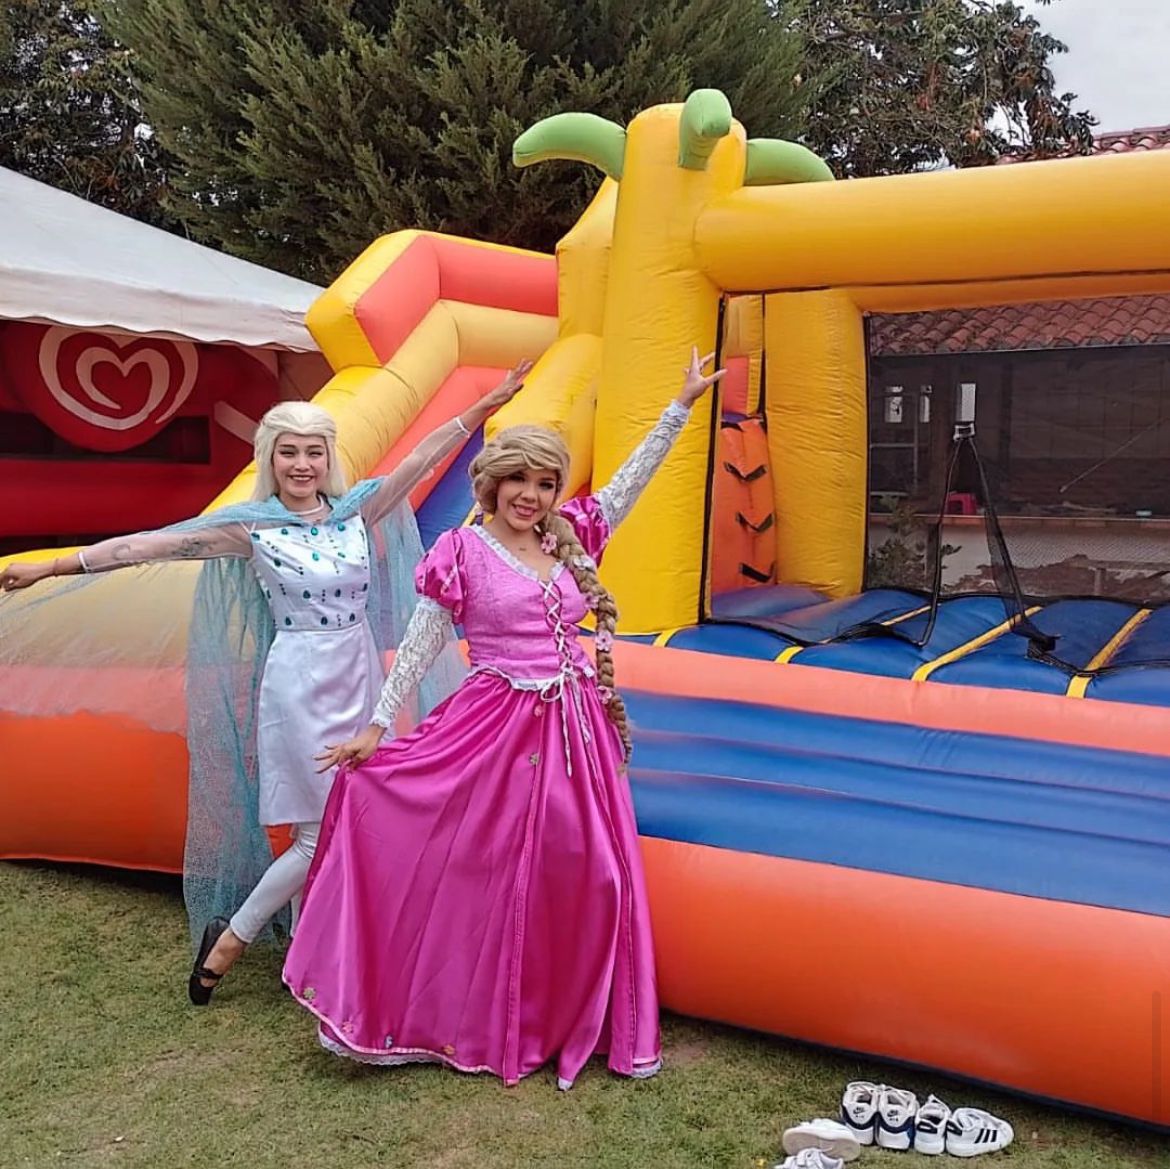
[506,92,1170,629]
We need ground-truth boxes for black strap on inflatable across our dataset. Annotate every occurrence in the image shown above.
[846,429,1056,655]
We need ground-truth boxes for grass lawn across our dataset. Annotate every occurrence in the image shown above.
[1,861,1166,1169]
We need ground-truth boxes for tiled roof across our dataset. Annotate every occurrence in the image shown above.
[870,295,1170,357]
[996,123,1170,164]
[872,126,1170,357]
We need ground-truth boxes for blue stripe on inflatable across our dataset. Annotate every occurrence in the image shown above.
[1088,607,1170,707]
[416,427,482,549]
[710,584,829,621]
[794,595,1007,678]
[1090,667,1170,707]
[1110,606,1170,668]
[623,689,1170,917]
[663,623,787,660]
[931,599,1137,694]
[620,596,1170,700]
[737,588,925,642]
[629,768,1170,919]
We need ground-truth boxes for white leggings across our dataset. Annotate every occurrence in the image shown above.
[228,822,320,944]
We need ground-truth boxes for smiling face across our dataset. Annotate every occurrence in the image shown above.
[494,466,560,535]
[271,432,329,507]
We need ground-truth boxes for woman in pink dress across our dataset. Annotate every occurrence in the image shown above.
[284,349,724,1088]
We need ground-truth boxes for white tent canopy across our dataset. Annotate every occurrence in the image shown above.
[0,167,322,351]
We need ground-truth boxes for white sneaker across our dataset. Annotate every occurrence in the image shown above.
[913,1094,952,1155]
[773,1150,845,1169]
[781,1118,861,1162]
[875,1086,920,1151]
[945,1107,1014,1157]
[839,1081,883,1146]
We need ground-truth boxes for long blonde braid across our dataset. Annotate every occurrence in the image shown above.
[469,424,632,758]
[540,511,632,760]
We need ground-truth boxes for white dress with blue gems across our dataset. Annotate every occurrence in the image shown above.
[74,419,468,827]
[250,515,382,824]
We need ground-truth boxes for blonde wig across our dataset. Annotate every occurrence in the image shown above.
[469,426,632,758]
[250,401,346,501]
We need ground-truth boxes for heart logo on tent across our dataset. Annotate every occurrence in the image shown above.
[25,326,199,452]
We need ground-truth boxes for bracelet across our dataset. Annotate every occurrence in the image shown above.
[455,416,471,437]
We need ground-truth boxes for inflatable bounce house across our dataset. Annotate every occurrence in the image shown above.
[2,92,1167,1127]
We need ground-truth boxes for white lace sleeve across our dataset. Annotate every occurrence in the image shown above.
[594,400,691,530]
[371,598,455,728]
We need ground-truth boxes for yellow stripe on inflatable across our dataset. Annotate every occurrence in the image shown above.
[557,182,616,339]
[307,233,421,370]
[447,301,558,370]
[764,290,866,598]
[308,230,556,372]
[1066,609,1152,698]
[913,607,1043,683]
[489,332,601,497]
[593,105,748,633]
[695,151,1170,295]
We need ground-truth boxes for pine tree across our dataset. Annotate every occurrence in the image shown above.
[100,0,1095,281]
[104,0,808,280]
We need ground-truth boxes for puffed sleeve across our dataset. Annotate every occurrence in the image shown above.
[557,496,612,564]
[413,528,468,622]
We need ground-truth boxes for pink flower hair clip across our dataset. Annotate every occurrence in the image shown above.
[540,530,558,555]
[594,629,614,652]
[596,684,615,704]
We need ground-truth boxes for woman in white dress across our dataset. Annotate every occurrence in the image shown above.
[1,364,530,1003]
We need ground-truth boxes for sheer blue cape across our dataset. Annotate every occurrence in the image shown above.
[0,484,463,948]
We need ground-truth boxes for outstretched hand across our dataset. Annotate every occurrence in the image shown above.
[1,561,52,591]
[459,359,535,432]
[678,347,726,408]
[482,359,535,411]
[314,725,384,774]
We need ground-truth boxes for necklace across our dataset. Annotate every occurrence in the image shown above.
[285,496,328,516]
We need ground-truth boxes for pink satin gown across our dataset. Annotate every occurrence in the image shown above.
[282,496,661,1088]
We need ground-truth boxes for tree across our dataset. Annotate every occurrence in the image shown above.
[0,0,175,227]
[104,0,808,281]
[79,0,1093,280]
[791,0,1095,177]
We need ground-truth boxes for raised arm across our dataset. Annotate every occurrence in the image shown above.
[360,359,534,526]
[0,522,252,590]
[314,598,455,771]
[594,347,725,532]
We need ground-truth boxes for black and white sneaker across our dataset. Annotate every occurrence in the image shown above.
[875,1086,919,1151]
[839,1081,883,1146]
[913,1094,952,1155]
[945,1107,1014,1157]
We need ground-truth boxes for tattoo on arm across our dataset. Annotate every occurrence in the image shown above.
[176,536,206,559]
[110,542,135,563]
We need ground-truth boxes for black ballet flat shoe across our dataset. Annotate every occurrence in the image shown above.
[187,916,231,1006]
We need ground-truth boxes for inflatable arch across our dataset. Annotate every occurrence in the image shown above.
[3,91,1168,1127]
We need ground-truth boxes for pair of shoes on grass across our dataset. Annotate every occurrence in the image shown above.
[840,1082,1014,1157]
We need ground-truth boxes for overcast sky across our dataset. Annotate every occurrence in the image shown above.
[1022,0,1170,132]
